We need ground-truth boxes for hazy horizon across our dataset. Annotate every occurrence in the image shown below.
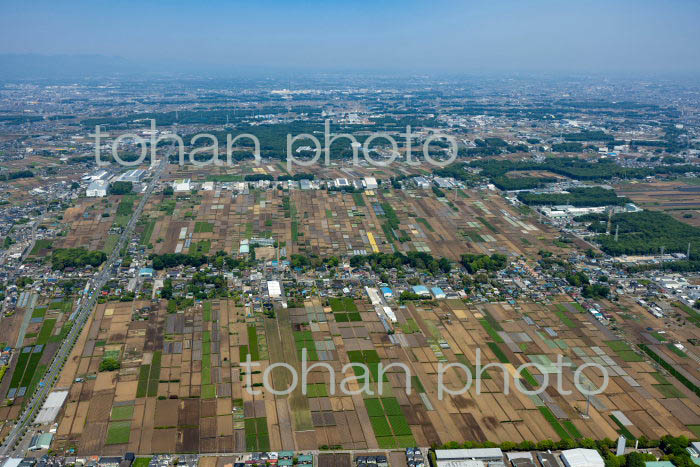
[1,0,700,77]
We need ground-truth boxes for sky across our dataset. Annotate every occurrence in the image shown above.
[1,0,700,75]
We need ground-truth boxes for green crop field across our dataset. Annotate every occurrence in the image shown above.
[106,421,131,445]
[111,405,134,421]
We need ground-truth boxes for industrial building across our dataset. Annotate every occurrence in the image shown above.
[28,432,53,451]
[173,178,192,192]
[559,448,604,467]
[435,448,504,466]
[86,179,109,197]
[412,285,431,297]
[431,287,446,299]
[35,390,69,425]
[118,168,146,182]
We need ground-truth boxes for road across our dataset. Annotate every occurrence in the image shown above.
[0,159,167,455]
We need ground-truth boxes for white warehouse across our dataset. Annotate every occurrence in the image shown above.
[86,179,109,197]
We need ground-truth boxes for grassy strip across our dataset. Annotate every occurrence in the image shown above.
[147,351,161,397]
[477,216,498,233]
[416,217,434,232]
[203,301,212,322]
[554,310,576,329]
[8,349,31,388]
[479,319,504,343]
[352,192,366,207]
[562,420,582,439]
[31,307,46,319]
[30,239,52,255]
[140,220,156,245]
[291,220,298,242]
[194,221,213,233]
[102,234,119,254]
[136,365,150,397]
[106,420,131,445]
[638,344,700,398]
[20,351,43,388]
[36,319,56,345]
[672,301,700,327]
[609,414,636,440]
[538,406,571,440]
[247,326,260,361]
[486,342,509,364]
[666,343,688,358]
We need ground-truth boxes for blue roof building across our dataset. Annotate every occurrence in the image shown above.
[139,267,154,278]
[412,285,430,296]
[431,287,446,299]
[380,287,393,297]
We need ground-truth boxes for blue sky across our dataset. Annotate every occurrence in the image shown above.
[1,0,699,73]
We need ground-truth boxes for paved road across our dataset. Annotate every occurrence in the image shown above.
[0,160,166,455]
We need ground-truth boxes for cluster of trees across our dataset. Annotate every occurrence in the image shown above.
[562,130,615,142]
[186,272,228,299]
[627,259,700,273]
[586,210,700,256]
[0,170,34,181]
[517,187,629,207]
[492,176,557,191]
[431,185,446,198]
[161,278,174,299]
[99,358,121,372]
[399,291,431,301]
[350,251,451,275]
[582,283,610,298]
[243,174,274,182]
[110,181,133,195]
[289,254,339,270]
[51,248,107,270]
[151,250,254,271]
[459,253,507,274]
[150,252,208,270]
[565,271,589,287]
[552,142,584,152]
[471,157,697,188]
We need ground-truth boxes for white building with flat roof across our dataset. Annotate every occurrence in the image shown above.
[560,449,604,467]
[364,177,378,190]
[267,280,282,298]
[173,178,191,192]
[86,179,109,197]
[435,449,503,463]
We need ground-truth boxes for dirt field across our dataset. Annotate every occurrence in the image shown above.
[49,291,700,455]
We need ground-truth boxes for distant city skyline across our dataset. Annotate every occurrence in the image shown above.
[1,0,700,76]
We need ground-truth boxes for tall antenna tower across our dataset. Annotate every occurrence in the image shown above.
[614,225,619,242]
[606,207,613,235]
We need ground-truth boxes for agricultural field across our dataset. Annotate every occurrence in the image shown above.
[48,293,699,455]
[615,180,700,227]
[137,164,563,261]
[0,297,74,420]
